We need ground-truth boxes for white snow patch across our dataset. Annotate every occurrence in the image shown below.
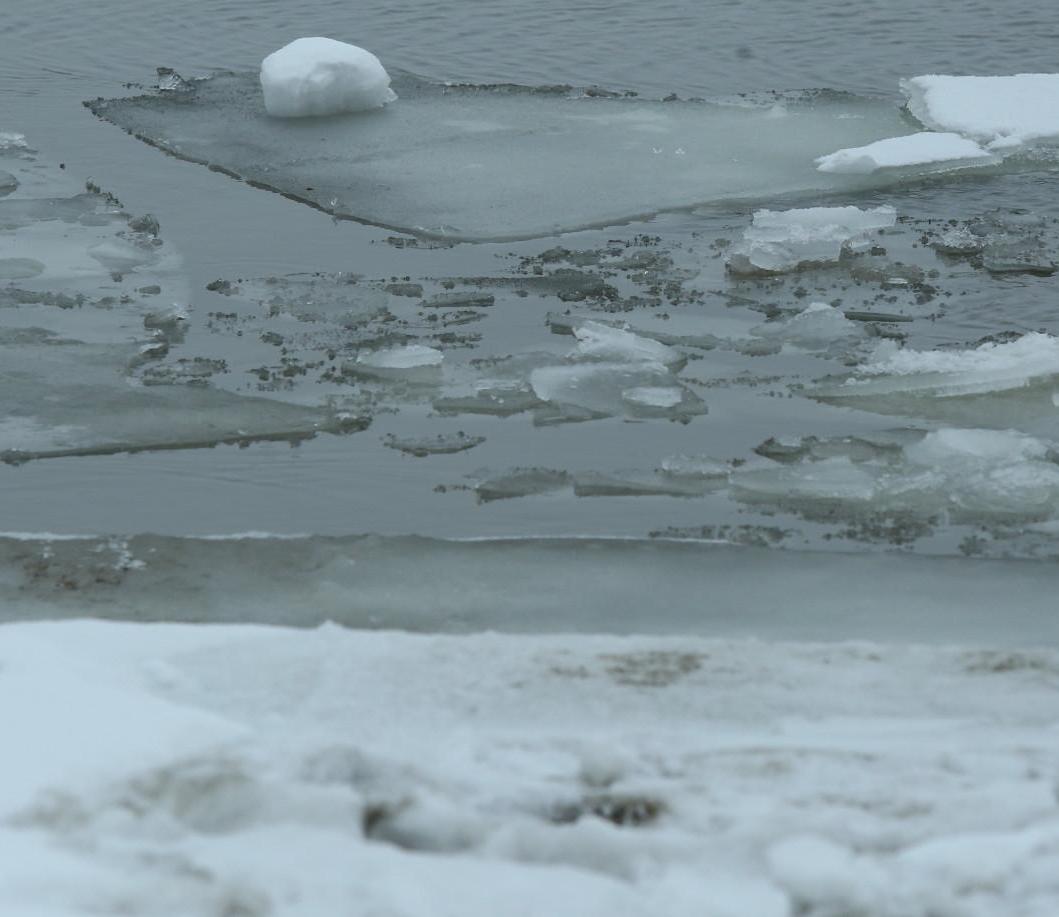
[901,74,1059,149]
[815,131,993,174]
[3,621,1059,916]
[260,37,397,118]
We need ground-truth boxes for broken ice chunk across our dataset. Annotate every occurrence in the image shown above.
[622,385,707,421]
[260,37,397,118]
[383,431,485,457]
[659,454,730,480]
[87,238,159,273]
[734,427,1059,525]
[901,74,1059,149]
[475,468,571,502]
[0,258,45,280]
[835,333,1059,398]
[0,170,17,196]
[573,321,685,369]
[815,132,993,174]
[347,344,443,381]
[530,361,703,420]
[751,302,865,350]
[727,205,896,275]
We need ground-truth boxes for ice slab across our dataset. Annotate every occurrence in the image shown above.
[727,205,896,274]
[260,37,396,118]
[825,333,1059,398]
[751,302,866,350]
[815,131,994,174]
[89,73,926,241]
[902,74,1059,148]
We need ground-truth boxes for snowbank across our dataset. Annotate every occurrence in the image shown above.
[260,37,396,118]
[815,131,993,174]
[727,205,896,274]
[3,620,1059,916]
[901,74,1059,149]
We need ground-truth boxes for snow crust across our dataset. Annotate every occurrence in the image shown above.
[901,74,1059,149]
[815,131,993,174]
[260,37,396,118]
[4,620,1059,917]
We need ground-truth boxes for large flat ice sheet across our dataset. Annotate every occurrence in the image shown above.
[88,72,920,241]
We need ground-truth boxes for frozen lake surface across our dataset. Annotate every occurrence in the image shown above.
[4,1,1059,912]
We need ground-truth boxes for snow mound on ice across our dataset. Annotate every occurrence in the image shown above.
[260,37,396,118]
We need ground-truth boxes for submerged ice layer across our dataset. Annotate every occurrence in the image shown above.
[4,534,1059,642]
[3,619,1059,917]
[90,72,933,241]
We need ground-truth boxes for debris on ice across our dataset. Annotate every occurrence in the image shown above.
[901,74,1059,149]
[260,37,397,118]
[815,131,993,174]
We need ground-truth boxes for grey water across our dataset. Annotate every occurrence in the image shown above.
[4,0,1059,629]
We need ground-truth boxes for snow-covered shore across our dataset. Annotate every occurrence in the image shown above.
[3,620,1058,916]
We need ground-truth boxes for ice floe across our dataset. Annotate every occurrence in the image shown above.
[815,131,993,174]
[902,73,1059,149]
[88,73,919,240]
[750,301,866,350]
[727,205,897,275]
[260,37,397,117]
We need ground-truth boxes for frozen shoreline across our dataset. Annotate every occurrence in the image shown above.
[3,620,1058,916]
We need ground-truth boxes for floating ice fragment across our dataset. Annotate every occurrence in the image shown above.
[901,74,1059,148]
[751,302,864,350]
[815,132,993,174]
[849,333,1059,395]
[727,205,896,275]
[349,343,443,382]
[87,238,158,273]
[659,454,730,479]
[260,37,397,118]
[0,170,17,196]
[0,258,44,280]
[529,361,704,421]
[573,321,684,368]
